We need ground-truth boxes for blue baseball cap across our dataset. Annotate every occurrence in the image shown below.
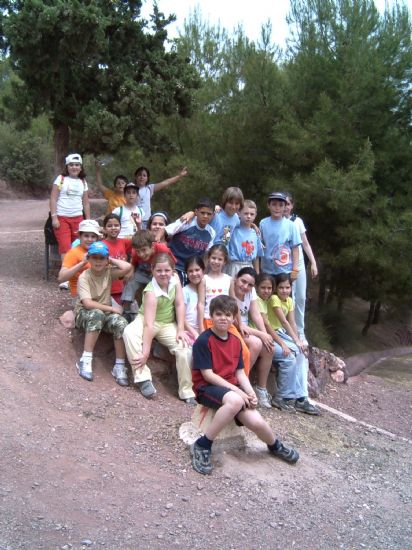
[87,241,109,258]
[267,192,287,202]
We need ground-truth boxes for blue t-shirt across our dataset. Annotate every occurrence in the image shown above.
[228,225,263,262]
[259,216,302,275]
[166,218,215,271]
[210,211,240,246]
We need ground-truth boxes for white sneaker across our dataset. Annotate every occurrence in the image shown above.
[59,281,69,290]
[76,359,93,381]
[111,364,129,387]
[255,386,272,409]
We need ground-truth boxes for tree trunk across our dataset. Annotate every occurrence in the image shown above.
[372,301,381,325]
[362,301,376,336]
[54,124,70,174]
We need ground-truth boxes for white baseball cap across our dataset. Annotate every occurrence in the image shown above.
[78,219,102,236]
[65,153,83,165]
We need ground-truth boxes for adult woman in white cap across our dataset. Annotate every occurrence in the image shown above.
[49,153,91,260]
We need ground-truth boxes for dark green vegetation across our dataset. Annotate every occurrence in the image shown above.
[0,0,411,339]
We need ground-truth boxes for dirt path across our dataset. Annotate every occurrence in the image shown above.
[0,200,411,550]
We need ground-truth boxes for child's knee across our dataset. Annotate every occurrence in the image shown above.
[223,391,244,412]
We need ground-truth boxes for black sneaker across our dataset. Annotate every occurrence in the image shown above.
[271,396,296,413]
[295,398,321,416]
[268,441,299,464]
[190,442,213,475]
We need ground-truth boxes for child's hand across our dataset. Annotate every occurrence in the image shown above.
[290,270,299,281]
[180,166,188,178]
[311,263,318,279]
[247,392,258,409]
[111,303,123,315]
[52,217,60,229]
[214,205,221,214]
[240,325,251,338]
[295,339,307,354]
[81,253,89,266]
[281,343,292,357]
[179,210,194,224]
[251,222,261,236]
[176,329,191,347]
[131,352,148,370]
[261,333,274,352]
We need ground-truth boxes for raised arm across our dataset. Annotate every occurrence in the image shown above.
[94,161,109,195]
[58,254,88,283]
[109,257,132,279]
[153,166,188,193]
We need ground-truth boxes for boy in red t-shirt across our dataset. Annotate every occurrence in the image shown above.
[190,295,299,475]
[102,213,132,304]
[121,230,176,316]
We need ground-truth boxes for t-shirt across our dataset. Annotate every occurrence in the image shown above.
[210,211,240,246]
[102,238,132,295]
[75,267,113,314]
[203,273,232,319]
[166,218,215,271]
[259,216,302,275]
[54,176,88,217]
[228,225,263,262]
[103,189,126,214]
[235,287,257,325]
[292,216,306,270]
[112,204,145,238]
[131,242,176,277]
[249,296,268,329]
[192,329,244,394]
[267,295,294,331]
[139,276,177,324]
[136,184,155,222]
[62,245,90,296]
[183,285,199,331]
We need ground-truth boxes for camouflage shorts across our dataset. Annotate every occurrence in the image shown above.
[75,308,128,340]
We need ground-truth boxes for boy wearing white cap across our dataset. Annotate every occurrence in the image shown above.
[58,219,101,297]
[49,152,90,259]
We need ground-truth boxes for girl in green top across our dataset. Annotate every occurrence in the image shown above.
[122,253,196,404]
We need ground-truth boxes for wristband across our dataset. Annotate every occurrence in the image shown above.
[51,213,57,217]
[292,269,299,273]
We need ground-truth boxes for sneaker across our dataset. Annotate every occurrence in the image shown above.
[255,386,272,409]
[295,398,321,416]
[268,441,299,464]
[182,397,197,406]
[111,364,129,387]
[59,281,69,290]
[271,396,296,413]
[76,360,93,381]
[137,380,156,398]
[190,442,213,475]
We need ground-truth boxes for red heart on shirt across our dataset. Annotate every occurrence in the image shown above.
[218,289,222,293]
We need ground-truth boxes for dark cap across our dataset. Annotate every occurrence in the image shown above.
[267,192,287,202]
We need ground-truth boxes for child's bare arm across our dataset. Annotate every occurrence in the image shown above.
[109,258,132,279]
[94,161,109,195]
[290,246,299,281]
[58,256,88,283]
[201,368,251,406]
[81,298,122,314]
[153,167,188,193]
[50,185,60,228]
[82,192,91,219]
[197,278,206,333]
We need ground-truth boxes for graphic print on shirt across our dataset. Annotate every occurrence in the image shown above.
[241,240,255,261]
[273,244,291,267]
[222,225,231,245]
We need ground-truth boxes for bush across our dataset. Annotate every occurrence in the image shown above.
[0,123,52,190]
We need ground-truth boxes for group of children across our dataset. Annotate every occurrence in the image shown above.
[52,153,322,475]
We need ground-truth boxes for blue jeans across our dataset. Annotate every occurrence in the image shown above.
[272,332,304,399]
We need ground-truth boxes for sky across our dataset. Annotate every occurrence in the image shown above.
[142,0,412,47]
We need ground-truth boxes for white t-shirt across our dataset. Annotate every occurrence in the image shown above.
[136,184,155,222]
[236,287,257,325]
[203,273,232,319]
[183,285,199,331]
[292,216,306,270]
[112,204,145,238]
[54,176,88,217]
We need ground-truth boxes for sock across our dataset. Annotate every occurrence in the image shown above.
[115,358,125,366]
[296,397,305,403]
[268,439,281,452]
[81,351,93,364]
[196,435,213,451]
[256,385,266,391]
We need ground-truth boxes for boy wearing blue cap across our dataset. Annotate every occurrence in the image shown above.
[75,241,132,385]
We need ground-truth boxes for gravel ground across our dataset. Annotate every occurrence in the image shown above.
[0,199,411,550]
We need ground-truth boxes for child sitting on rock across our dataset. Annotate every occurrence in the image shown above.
[190,295,299,475]
[75,241,131,386]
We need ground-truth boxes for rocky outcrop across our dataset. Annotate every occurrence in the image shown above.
[307,347,347,397]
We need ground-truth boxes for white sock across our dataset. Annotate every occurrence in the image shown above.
[81,351,93,363]
[115,358,125,366]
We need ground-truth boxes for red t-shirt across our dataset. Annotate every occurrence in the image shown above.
[103,238,132,295]
[192,329,244,395]
[131,242,176,276]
